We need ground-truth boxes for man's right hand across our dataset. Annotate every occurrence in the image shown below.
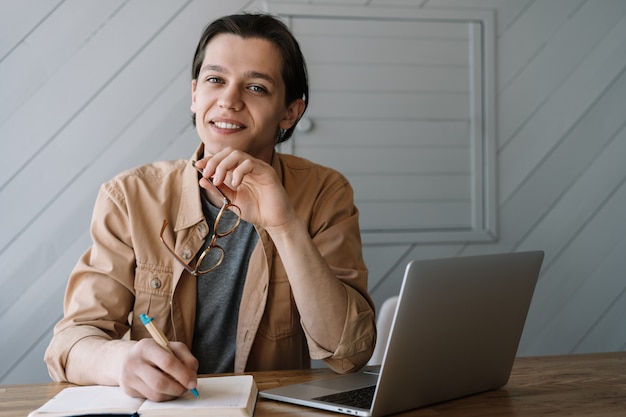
[119,338,199,401]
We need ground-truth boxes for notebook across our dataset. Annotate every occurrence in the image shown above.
[28,375,258,417]
[260,251,544,416]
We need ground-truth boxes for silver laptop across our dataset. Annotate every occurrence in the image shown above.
[260,251,544,416]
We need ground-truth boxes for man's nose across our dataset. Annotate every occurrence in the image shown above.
[218,85,243,111]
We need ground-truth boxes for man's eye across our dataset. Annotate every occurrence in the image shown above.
[249,85,267,94]
[206,76,222,83]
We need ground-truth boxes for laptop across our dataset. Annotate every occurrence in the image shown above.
[260,251,544,416]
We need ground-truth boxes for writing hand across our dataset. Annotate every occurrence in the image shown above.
[119,338,198,402]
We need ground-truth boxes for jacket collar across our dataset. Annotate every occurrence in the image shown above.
[174,143,206,231]
[270,149,283,182]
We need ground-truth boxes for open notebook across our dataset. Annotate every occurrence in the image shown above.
[261,251,544,416]
[28,374,257,417]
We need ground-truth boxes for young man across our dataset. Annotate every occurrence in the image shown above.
[45,13,376,401]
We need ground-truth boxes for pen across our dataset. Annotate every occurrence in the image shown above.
[139,313,200,398]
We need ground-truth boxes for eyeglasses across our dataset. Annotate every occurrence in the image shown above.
[159,161,241,276]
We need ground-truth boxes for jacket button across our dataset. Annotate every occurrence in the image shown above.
[150,278,162,289]
[182,249,192,260]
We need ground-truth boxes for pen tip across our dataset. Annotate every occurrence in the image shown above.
[191,388,200,398]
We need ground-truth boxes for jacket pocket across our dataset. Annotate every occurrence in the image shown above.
[131,265,175,341]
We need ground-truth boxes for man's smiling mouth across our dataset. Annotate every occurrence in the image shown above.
[212,121,243,130]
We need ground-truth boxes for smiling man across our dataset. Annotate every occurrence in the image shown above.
[45,13,376,402]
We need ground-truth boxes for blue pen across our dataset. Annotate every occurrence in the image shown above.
[140,313,200,398]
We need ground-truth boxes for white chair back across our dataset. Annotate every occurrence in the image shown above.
[367,296,399,366]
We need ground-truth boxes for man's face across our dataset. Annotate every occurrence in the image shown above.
[191,33,300,163]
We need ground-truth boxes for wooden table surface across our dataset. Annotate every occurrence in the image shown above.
[2,351,625,416]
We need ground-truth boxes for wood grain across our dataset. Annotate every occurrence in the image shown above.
[3,352,625,417]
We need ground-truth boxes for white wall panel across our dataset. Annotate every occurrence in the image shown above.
[499,9,626,202]
[282,8,496,243]
[524,180,626,354]
[0,1,124,125]
[496,0,585,91]
[0,0,189,187]
[0,0,62,57]
[499,0,626,145]
[296,120,469,146]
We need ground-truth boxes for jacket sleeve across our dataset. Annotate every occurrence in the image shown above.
[301,173,377,373]
[44,181,136,382]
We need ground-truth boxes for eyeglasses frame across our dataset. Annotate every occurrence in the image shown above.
[159,161,241,276]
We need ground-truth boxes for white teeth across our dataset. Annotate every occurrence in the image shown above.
[213,121,242,129]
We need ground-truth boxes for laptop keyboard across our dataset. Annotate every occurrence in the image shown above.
[313,385,376,409]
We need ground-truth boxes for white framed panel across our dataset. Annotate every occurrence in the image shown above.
[269,5,497,244]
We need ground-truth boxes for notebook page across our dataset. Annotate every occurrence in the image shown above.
[29,385,143,415]
[138,375,255,415]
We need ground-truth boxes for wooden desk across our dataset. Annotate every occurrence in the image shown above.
[2,352,625,416]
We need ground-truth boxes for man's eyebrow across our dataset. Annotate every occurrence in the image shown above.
[200,64,226,74]
[245,71,277,86]
[200,64,276,85]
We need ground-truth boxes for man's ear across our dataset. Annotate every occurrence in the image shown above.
[279,98,306,130]
[190,79,197,113]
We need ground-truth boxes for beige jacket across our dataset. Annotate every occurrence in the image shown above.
[45,146,376,381]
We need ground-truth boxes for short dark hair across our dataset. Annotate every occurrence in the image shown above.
[191,13,309,143]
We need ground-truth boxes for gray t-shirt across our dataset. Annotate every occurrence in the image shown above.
[191,192,258,374]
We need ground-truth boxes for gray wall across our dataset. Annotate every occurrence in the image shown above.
[2,0,626,384]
